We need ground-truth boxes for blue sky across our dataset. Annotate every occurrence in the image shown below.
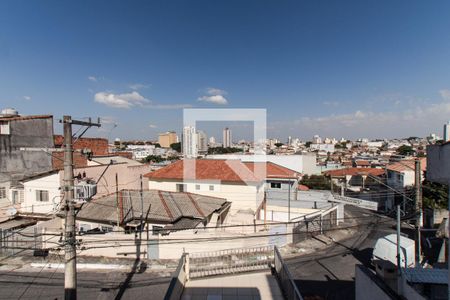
[1,1,450,141]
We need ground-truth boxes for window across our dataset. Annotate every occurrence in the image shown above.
[0,121,10,135]
[176,184,186,192]
[0,187,6,199]
[36,190,49,202]
[209,185,214,191]
[195,184,201,191]
[270,182,282,189]
[152,225,163,235]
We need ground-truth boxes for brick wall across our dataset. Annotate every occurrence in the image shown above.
[54,135,108,155]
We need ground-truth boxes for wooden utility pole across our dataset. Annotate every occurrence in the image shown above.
[62,116,100,300]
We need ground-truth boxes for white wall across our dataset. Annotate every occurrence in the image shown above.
[22,173,61,214]
[148,179,264,213]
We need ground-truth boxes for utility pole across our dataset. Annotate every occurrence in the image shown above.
[396,204,402,295]
[288,180,291,221]
[415,159,422,267]
[62,116,100,300]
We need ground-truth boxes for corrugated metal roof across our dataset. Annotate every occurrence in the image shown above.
[403,268,448,285]
[77,189,228,226]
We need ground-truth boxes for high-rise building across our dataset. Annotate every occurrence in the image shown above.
[223,127,232,148]
[158,131,178,148]
[209,136,216,145]
[287,136,292,146]
[444,121,450,142]
[197,130,208,154]
[182,126,198,158]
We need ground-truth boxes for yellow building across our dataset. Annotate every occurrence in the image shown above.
[158,131,178,148]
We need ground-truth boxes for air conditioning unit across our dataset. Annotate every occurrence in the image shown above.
[74,181,97,202]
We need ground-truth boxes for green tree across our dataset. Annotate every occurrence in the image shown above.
[274,142,284,148]
[170,142,181,152]
[300,175,336,190]
[144,155,164,163]
[396,145,415,156]
[422,179,448,209]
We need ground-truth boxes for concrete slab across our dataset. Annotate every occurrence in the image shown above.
[182,271,284,300]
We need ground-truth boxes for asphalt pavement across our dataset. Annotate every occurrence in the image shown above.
[0,268,171,300]
[286,205,397,300]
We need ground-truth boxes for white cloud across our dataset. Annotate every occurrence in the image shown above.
[23,96,31,100]
[88,76,98,82]
[94,91,150,109]
[198,87,229,105]
[271,90,450,139]
[129,83,150,90]
[149,124,157,128]
[439,89,450,100]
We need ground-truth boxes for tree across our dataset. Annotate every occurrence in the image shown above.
[143,155,164,163]
[170,142,181,152]
[422,179,448,209]
[274,142,284,148]
[208,147,242,154]
[300,175,336,190]
[305,141,312,148]
[154,143,161,148]
[396,145,415,156]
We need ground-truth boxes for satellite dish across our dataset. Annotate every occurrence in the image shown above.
[6,207,17,217]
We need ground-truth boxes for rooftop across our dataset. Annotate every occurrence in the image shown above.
[386,157,427,173]
[144,159,262,183]
[77,189,229,227]
[0,114,52,122]
[325,167,385,177]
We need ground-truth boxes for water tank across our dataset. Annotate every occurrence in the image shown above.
[0,108,19,117]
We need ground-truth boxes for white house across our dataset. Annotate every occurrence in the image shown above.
[145,159,265,215]
[20,160,153,215]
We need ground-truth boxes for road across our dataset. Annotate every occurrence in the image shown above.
[286,205,397,300]
[0,268,171,300]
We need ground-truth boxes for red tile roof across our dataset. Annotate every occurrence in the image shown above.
[144,159,262,183]
[298,184,310,191]
[325,167,385,177]
[355,160,370,166]
[387,157,427,173]
[243,162,299,179]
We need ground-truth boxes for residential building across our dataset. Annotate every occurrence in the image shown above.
[197,130,208,154]
[427,141,450,183]
[243,161,299,203]
[310,143,335,153]
[20,157,153,215]
[158,131,178,148]
[0,110,54,207]
[444,120,450,142]
[182,126,198,158]
[223,127,231,148]
[145,159,265,214]
[206,153,317,175]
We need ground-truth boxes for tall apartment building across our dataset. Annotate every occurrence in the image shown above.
[158,131,178,148]
[223,127,232,148]
[183,126,198,158]
[197,130,208,154]
[444,120,450,142]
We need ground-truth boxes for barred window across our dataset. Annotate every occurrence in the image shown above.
[36,190,49,202]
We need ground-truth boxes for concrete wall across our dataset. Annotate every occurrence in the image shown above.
[265,179,298,202]
[148,179,264,213]
[427,143,450,184]
[0,117,54,199]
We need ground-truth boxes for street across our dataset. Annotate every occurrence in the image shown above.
[286,206,397,300]
[0,268,171,300]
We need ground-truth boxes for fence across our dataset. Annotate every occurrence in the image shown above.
[189,246,274,278]
[291,205,338,244]
[0,227,42,257]
[274,246,303,300]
